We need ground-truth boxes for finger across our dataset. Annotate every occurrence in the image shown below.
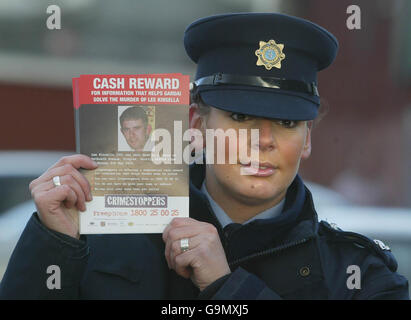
[30,154,97,193]
[163,218,213,268]
[162,217,204,242]
[61,187,78,210]
[60,175,87,211]
[35,175,88,211]
[172,245,206,279]
[30,154,95,188]
[170,226,222,268]
[36,184,78,212]
[41,164,93,201]
[164,224,206,266]
[173,249,195,279]
[168,238,186,269]
[54,154,98,171]
[163,220,210,266]
[169,234,203,260]
[165,233,190,269]
[166,236,191,269]
[162,224,172,243]
[169,235,203,271]
[30,177,53,197]
[31,166,91,205]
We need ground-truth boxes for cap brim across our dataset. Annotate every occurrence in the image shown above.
[199,87,319,120]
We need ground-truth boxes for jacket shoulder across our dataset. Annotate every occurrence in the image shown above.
[318,220,398,272]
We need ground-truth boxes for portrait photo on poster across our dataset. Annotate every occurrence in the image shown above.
[118,105,155,152]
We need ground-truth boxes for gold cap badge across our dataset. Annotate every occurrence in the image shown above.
[255,40,285,70]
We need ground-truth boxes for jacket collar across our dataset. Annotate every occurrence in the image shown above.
[189,163,319,262]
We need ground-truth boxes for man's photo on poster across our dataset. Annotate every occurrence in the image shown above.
[118,105,155,152]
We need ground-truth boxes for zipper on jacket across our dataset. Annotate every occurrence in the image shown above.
[200,192,316,269]
[228,236,314,269]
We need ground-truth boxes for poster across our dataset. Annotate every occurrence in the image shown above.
[72,74,190,234]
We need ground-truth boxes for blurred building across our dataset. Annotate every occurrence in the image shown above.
[0,0,410,207]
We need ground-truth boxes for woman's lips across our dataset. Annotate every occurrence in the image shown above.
[240,162,277,176]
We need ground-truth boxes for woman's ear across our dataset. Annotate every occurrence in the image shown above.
[189,103,206,148]
[301,121,312,160]
[189,103,202,130]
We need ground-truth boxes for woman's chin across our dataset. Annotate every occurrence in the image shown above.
[232,186,283,205]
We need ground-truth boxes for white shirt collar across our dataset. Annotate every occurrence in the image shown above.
[201,181,285,229]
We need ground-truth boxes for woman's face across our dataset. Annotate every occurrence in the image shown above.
[191,105,312,209]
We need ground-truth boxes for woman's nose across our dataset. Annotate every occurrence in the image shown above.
[257,119,275,151]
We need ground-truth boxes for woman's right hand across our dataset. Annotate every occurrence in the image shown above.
[29,154,98,239]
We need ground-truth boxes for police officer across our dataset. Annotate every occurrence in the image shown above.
[0,13,408,300]
[161,12,409,299]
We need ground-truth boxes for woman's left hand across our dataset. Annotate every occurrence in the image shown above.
[162,217,231,291]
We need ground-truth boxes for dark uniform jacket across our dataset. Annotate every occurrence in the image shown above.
[0,164,408,299]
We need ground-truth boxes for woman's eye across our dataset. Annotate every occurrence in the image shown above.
[278,120,299,128]
[230,113,251,122]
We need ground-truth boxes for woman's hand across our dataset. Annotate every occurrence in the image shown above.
[162,217,231,291]
[29,154,98,239]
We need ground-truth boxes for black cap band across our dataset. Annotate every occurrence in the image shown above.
[193,73,319,97]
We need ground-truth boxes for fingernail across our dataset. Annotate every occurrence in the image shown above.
[92,160,98,167]
[88,193,93,201]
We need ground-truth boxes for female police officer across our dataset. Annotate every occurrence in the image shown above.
[0,13,408,299]
[161,13,409,299]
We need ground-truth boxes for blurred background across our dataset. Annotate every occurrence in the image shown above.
[0,0,410,295]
